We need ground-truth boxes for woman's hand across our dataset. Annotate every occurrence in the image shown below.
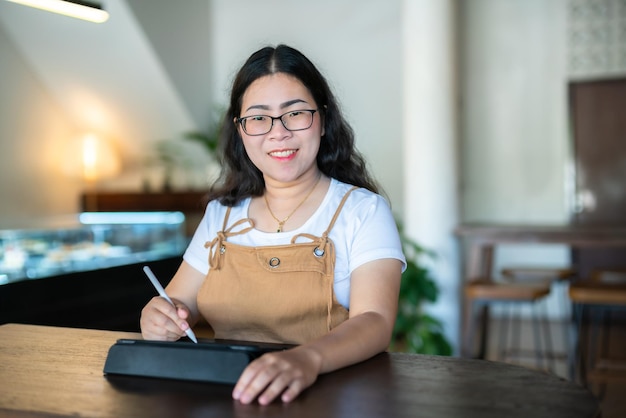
[140,296,193,341]
[232,346,322,405]
[140,261,205,341]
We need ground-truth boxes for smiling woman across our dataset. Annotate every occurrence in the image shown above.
[139,44,406,405]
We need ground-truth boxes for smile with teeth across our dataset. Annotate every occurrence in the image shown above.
[269,149,297,158]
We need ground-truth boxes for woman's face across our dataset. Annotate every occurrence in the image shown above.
[237,73,323,185]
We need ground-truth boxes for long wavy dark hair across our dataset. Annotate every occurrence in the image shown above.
[207,44,380,206]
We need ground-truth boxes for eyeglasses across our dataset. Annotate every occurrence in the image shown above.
[236,109,318,136]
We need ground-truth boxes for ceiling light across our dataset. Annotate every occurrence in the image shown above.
[5,0,109,23]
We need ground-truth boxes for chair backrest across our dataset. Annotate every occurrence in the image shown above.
[501,267,575,284]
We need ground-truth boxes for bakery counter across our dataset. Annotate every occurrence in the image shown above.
[0,212,187,331]
[0,212,186,284]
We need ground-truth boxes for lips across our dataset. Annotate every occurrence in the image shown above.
[268,149,297,158]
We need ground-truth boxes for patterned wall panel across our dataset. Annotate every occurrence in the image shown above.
[568,0,626,78]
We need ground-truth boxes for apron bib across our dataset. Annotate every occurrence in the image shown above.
[197,187,357,344]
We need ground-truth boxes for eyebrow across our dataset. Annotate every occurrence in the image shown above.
[244,99,308,113]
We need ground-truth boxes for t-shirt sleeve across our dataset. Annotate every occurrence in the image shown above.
[346,192,407,274]
[182,208,211,275]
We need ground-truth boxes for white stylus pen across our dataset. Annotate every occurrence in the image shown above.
[143,265,198,343]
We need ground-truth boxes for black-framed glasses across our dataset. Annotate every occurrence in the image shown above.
[235,109,318,136]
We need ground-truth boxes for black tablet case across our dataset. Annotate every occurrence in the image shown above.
[103,338,291,384]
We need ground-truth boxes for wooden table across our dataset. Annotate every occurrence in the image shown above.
[456,224,626,282]
[0,324,600,418]
[455,224,626,358]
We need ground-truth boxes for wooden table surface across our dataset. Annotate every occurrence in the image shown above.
[0,323,600,418]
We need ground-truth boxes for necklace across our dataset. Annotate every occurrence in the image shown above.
[264,174,322,233]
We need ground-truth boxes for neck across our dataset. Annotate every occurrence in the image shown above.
[263,172,324,233]
[263,171,322,200]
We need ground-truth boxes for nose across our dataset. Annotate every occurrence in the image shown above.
[267,116,291,139]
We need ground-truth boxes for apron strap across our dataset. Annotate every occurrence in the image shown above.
[323,186,359,235]
[222,206,232,230]
[205,206,255,270]
[290,186,359,252]
[209,187,358,267]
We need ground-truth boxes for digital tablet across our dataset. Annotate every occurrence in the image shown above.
[103,338,293,384]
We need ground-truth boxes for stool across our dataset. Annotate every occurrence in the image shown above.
[502,267,575,321]
[502,267,576,364]
[569,270,626,398]
[501,267,575,285]
[464,278,554,372]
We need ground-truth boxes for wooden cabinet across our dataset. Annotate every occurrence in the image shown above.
[81,191,208,236]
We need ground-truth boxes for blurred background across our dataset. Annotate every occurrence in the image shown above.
[1,0,625,358]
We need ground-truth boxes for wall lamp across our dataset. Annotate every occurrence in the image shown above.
[5,0,109,23]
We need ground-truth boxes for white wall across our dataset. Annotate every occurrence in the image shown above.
[460,0,570,225]
[0,24,79,227]
[126,0,213,129]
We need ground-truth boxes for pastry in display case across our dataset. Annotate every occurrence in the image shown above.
[0,212,187,285]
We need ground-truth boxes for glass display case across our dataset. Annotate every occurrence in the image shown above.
[0,212,187,285]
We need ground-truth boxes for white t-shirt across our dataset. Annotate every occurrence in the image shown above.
[183,178,406,309]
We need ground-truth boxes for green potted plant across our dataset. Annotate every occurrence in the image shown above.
[154,139,183,191]
[391,221,452,355]
[151,110,223,191]
[182,107,224,158]
[182,130,218,156]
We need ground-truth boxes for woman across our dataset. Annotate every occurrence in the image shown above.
[140,44,405,405]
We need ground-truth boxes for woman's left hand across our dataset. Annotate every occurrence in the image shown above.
[232,346,322,405]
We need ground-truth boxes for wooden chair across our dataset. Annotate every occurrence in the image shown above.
[501,267,575,285]
[464,267,575,372]
[569,269,626,398]
[464,277,554,371]
[502,267,576,362]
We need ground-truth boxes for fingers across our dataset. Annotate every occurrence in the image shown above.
[232,349,318,405]
[265,371,306,404]
[140,296,190,341]
[176,306,190,320]
[234,355,301,405]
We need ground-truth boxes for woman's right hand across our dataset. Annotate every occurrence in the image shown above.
[140,296,193,341]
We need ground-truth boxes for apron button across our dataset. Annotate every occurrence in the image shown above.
[314,247,325,257]
[269,257,280,268]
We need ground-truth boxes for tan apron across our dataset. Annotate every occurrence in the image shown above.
[197,187,357,344]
